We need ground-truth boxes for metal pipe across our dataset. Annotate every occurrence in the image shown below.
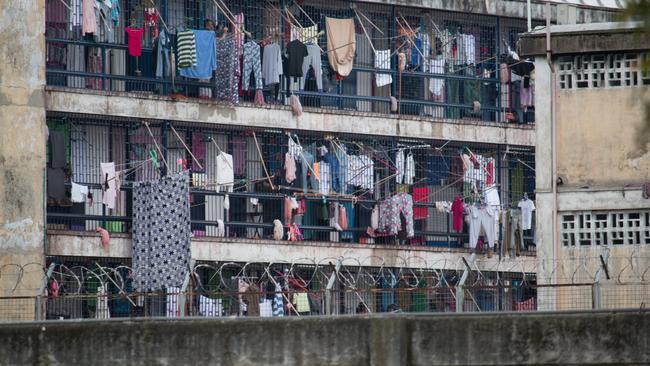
[545,1,559,292]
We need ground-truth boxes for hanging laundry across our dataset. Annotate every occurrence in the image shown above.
[412,187,429,220]
[216,36,239,104]
[484,185,500,207]
[71,182,89,203]
[284,152,297,183]
[518,198,535,230]
[96,226,110,247]
[404,153,415,185]
[299,25,318,44]
[272,282,285,317]
[176,28,197,69]
[468,205,496,249]
[215,151,234,192]
[262,43,283,85]
[347,155,374,190]
[110,0,119,26]
[155,30,172,78]
[378,193,415,238]
[49,130,66,169]
[179,30,216,79]
[100,162,117,209]
[132,172,191,292]
[47,168,66,200]
[82,0,96,35]
[300,44,322,90]
[374,49,392,87]
[285,39,308,78]
[325,17,356,78]
[428,58,445,97]
[242,41,263,90]
[125,27,144,57]
[319,162,331,195]
[451,196,464,232]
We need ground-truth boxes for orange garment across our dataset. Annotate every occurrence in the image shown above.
[313,162,320,181]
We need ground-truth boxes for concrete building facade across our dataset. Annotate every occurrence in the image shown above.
[0,0,627,319]
[520,22,650,310]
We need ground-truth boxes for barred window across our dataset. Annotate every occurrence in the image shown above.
[557,53,650,90]
[561,210,650,247]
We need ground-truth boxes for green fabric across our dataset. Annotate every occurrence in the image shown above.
[410,279,428,312]
[511,163,524,202]
[85,276,102,309]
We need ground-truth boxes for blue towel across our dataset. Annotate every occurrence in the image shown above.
[179,30,217,79]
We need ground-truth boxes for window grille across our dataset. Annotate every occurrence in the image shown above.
[561,210,650,247]
[557,53,650,90]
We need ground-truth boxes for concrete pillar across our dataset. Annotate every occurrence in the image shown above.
[533,59,557,310]
[0,0,47,320]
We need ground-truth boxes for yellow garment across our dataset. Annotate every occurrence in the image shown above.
[300,25,318,44]
[326,17,356,77]
[294,292,311,313]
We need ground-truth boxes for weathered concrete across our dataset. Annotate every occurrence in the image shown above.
[46,232,537,272]
[45,88,536,146]
[556,87,650,188]
[520,22,650,56]
[0,311,647,366]
[364,0,618,24]
[0,0,46,313]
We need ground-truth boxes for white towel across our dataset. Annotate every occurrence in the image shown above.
[375,49,392,87]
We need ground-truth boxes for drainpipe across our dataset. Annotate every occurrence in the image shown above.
[545,1,559,285]
[527,0,532,32]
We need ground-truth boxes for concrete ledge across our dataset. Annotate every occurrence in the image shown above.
[44,88,535,146]
[0,311,647,366]
[46,232,536,272]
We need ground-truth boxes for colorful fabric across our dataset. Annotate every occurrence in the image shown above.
[179,30,216,79]
[378,193,414,237]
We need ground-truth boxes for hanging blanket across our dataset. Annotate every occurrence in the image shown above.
[133,171,191,292]
[326,17,356,77]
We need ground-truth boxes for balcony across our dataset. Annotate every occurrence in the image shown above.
[45,0,536,124]
[45,114,536,259]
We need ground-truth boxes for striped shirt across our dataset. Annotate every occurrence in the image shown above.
[177,29,197,69]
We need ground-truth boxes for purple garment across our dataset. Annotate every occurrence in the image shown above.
[520,80,534,108]
[192,133,206,172]
[231,136,246,176]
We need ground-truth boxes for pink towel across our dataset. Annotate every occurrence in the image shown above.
[96,227,110,248]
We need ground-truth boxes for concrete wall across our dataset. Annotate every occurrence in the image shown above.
[46,232,537,273]
[45,88,535,147]
[556,88,650,188]
[364,0,618,24]
[0,0,46,314]
[0,311,647,366]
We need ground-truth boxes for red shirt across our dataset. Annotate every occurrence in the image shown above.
[451,196,464,232]
[125,27,144,57]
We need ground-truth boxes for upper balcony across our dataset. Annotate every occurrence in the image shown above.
[45,0,537,125]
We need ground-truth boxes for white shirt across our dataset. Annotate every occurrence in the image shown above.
[404,153,415,185]
[71,182,89,203]
[347,155,374,190]
[215,152,234,192]
[518,199,536,230]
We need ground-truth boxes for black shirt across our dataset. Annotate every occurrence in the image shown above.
[285,40,308,77]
